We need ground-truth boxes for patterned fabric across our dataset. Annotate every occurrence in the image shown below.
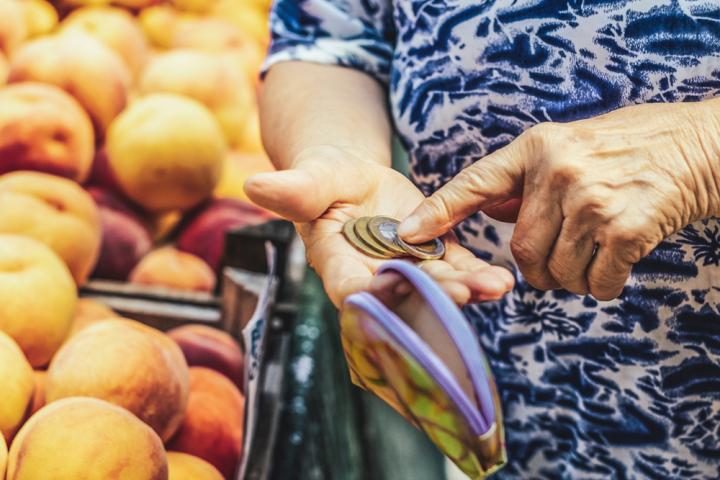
[265,1,720,478]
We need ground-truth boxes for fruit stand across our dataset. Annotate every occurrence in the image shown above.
[0,0,284,477]
[0,1,451,479]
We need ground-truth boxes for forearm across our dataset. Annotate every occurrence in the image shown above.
[692,97,720,217]
[674,98,720,218]
[259,61,392,169]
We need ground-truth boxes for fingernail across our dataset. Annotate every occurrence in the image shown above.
[398,215,421,239]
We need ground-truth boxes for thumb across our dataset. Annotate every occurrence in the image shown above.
[244,167,329,222]
[398,139,527,242]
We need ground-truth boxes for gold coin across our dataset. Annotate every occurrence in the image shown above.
[367,216,407,255]
[354,217,398,258]
[396,229,445,260]
[343,219,389,258]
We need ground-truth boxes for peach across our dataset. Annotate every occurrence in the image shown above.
[130,247,217,293]
[177,198,272,272]
[60,6,150,77]
[138,5,191,49]
[106,94,225,212]
[18,0,58,38]
[7,397,168,480]
[8,31,132,134]
[0,171,101,284]
[168,367,244,479]
[172,17,253,52]
[88,186,153,281]
[65,298,118,339]
[28,370,46,416]
[171,20,264,86]
[0,433,6,478]
[168,325,244,390]
[46,318,189,442]
[139,49,255,149]
[0,330,34,442]
[170,17,264,86]
[214,152,275,202]
[0,1,27,57]
[0,82,94,181]
[0,234,76,368]
[168,452,223,480]
[211,0,270,48]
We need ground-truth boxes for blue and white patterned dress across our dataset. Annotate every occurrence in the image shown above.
[265,1,720,478]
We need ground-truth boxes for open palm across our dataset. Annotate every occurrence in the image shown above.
[245,147,513,307]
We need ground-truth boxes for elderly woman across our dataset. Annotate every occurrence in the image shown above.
[246,1,720,478]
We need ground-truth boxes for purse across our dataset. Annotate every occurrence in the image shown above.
[340,260,506,479]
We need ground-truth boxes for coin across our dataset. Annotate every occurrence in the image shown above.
[354,217,399,258]
[343,219,389,258]
[367,216,408,255]
[386,217,445,260]
[396,234,445,260]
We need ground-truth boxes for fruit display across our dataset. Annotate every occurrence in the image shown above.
[0,0,275,291]
[0,0,274,476]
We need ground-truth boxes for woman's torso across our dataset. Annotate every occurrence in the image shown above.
[388,1,720,478]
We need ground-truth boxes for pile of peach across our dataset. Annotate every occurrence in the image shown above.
[1,257,248,480]
[0,0,275,292]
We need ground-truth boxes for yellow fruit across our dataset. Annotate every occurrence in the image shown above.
[106,94,225,212]
[6,397,168,480]
[138,5,193,49]
[139,50,254,149]
[214,152,274,201]
[18,0,58,38]
[211,0,270,48]
[0,330,34,442]
[167,452,223,480]
[0,234,76,367]
[0,171,102,285]
[8,31,131,135]
[60,6,150,76]
[46,318,189,442]
[0,1,27,56]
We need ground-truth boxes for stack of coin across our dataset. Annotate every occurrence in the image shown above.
[343,216,445,260]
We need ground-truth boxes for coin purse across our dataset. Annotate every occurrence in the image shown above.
[339,260,506,479]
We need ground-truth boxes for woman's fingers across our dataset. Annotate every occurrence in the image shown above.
[509,192,562,291]
[547,219,595,295]
[586,246,632,301]
[398,137,530,243]
[443,242,514,294]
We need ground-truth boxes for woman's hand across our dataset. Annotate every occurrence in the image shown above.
[245,145,514,307]
[399,101,720,300]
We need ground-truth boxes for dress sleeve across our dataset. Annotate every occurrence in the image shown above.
[263,0,395,84]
